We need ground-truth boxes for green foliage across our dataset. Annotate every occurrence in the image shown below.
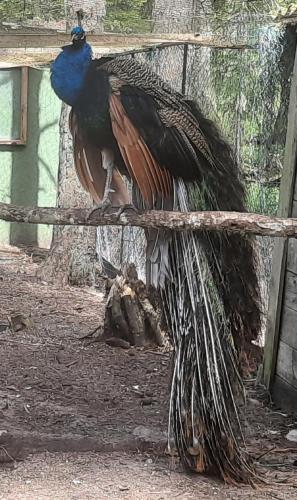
[105,0,152,33]
[246,183,279,215]
[0,0,64,22]
[270,1,297,18]
[213,0,297,18]
[208,22,284,218]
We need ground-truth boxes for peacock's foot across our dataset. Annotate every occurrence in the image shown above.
[114,204,140,220]
[88,197,112,220]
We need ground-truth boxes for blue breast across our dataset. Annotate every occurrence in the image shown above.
[51,43,93,106]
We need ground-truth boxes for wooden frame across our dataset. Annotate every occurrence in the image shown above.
[0,66,28,146]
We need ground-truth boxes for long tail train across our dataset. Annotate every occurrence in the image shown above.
[144,103,261,483]
[162,179,254,482]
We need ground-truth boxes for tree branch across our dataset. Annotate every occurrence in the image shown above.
[1,201,297,238]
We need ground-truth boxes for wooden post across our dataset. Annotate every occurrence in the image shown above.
[263,42,297,389]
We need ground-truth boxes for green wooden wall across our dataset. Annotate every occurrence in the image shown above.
[0,67,61,248]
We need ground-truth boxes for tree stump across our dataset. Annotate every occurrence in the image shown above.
[101,264,164,348]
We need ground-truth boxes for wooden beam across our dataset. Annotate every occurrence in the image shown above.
[263,42,297,389]
[0,32,256,50]
[3,203,297,236]
[275,341,297,389]
[278,305,297,350]
[272,375,297,412]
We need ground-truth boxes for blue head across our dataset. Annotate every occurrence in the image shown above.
[51,26,93,106]
[70,25,86,44]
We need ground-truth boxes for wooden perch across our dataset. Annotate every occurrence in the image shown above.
[1,201,297,238]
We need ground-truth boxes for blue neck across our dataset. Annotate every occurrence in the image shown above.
[51,42,93,106]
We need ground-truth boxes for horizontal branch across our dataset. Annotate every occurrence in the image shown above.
[1,201,297,238]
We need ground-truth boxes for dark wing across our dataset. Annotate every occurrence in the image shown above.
[107,81,215,212]
[107,80,245,213]
[108,84,175,288]
[69,110,130,206]
[109,93,173,209]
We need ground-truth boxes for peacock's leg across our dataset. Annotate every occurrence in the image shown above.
[87,149,115,220]
[100,148,115,209]
[88,149,138,220]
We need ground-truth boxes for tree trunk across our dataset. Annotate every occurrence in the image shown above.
[37,103,97,286]
[65,0,106,33]
[272,25,297,147]
[152,0,212,34]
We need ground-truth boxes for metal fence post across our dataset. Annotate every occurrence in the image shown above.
[181,43,189,94]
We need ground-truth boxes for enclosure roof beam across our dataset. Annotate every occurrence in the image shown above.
[0,33,256,50]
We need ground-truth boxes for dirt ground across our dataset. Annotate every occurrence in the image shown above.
[1,245,297,499]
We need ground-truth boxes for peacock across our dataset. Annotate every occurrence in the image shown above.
[51,25,261,483]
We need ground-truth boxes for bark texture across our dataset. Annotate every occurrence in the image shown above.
[66,0,106,33]
[101,264,164,347]
[2,202,297,238]
[37,104,97,286]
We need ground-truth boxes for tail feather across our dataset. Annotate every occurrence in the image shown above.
[163,179,255,482]
[185,101,261,346]
[131,97,261,483]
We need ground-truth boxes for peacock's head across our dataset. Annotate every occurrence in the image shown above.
[71,26,86,44]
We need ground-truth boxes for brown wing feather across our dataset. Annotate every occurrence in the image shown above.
[69,110,130,206]
[109,93,173,208]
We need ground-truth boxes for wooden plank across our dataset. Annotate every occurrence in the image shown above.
[279,306,297,350]
[263,42,297,389]
[275,340,297,389]
[0,139,25,145]
[284,289,297,312]
[0,33,257,49]
[282,270,297,312]
[292,198,297,212]
[284,270,297,292]
[263,238,288,388]
[286,239,297,273]
[272,374,297,412]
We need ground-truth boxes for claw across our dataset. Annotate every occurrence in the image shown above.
[88,197,112,220]
[115,204,140,220]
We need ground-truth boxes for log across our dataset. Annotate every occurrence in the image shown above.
[3,202,297,238]
[101,266,165,347]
